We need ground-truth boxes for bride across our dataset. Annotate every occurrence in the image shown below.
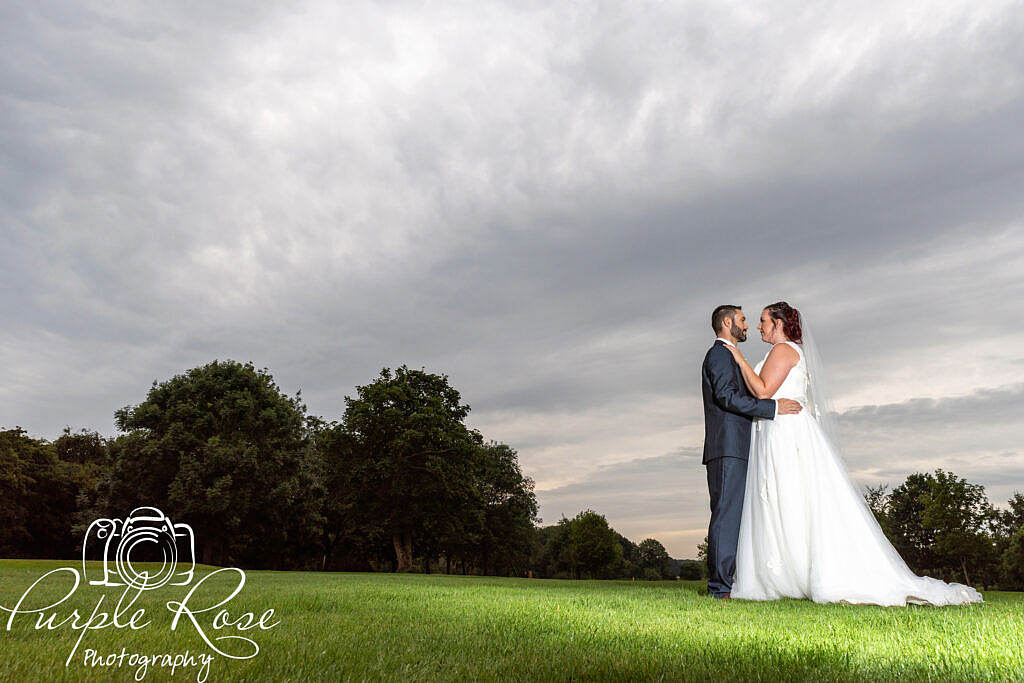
[721,301,982,606]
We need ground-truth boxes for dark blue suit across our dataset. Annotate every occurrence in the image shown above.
[701,339,776,597]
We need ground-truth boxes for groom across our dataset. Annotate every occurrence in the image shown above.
[701,305,802,598]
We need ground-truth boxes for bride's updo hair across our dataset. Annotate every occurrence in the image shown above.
[765,301,802,343]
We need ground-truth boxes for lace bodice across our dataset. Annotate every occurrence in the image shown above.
[753,341,808,404]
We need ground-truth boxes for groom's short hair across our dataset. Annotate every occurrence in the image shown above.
[712,305,742,334]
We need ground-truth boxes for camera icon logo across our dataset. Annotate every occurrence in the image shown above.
[82,506,195,590]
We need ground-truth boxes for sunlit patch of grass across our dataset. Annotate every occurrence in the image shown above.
[0,560,1021,681]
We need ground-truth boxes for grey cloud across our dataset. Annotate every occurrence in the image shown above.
[2,1,1024,555]
[840,384,1024,434]
[836,384,1024,506]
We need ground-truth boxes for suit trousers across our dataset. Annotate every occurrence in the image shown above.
[705,456,748,597]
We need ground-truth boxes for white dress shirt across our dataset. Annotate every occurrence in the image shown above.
[716,337,778,418]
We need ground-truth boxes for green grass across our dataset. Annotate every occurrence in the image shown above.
[1,559,1022,681]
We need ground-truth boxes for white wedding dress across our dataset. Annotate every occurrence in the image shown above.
[731,341,983,606]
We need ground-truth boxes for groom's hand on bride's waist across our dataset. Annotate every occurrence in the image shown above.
[776,399,803,415]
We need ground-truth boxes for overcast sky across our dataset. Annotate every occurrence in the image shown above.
[4,1,1024,558]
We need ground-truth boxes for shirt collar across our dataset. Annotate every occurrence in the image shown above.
[715,337,736,348]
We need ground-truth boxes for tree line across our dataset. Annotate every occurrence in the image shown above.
[864,471,1024,590]
[3,358,1019,587]
[0,359,688,579]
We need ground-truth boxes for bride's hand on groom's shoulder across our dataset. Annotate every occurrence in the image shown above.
[725,345,743,362]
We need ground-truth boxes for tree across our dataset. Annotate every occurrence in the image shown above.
[471,441,540,576]
[678,561,704,580]
[339,365,483,572]
[993,493,1024,551]
[110,360,314,567]
[612,532,641,579]
[884,473,938,572]
[566,510,621,579]
[0,428,93,559]
[536,517,573,578]
[55,427,109,466]
[995,493,1024,590]
[864,484,890,528]
[636,538,672,579]
[922,471,997,586]
[879,470,998,585]
[1005,493,1024,531]
[315,419,376,570]
[1001,526,1024,590]
[56,428,111,547]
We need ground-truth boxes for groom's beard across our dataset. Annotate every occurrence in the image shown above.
[733,329,747,342]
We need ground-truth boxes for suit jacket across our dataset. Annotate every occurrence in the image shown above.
[701,340,776,464]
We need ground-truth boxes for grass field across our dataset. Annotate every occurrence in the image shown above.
[1,559,1022,682]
